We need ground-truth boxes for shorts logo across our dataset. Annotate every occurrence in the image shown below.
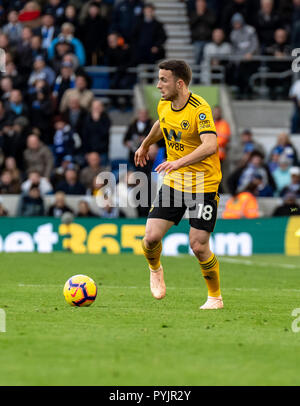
[199,113,206,120]
[181,120,190,130]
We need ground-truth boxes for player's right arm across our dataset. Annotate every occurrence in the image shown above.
[134,120,163,167]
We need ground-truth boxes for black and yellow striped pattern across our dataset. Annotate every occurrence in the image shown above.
[200,254,218,270]
[141,239,162,270]
[188,95,201,108]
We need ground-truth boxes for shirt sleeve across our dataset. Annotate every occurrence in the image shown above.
[196,102,217,136]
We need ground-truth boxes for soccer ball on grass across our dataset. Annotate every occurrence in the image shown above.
[63,274,97,307]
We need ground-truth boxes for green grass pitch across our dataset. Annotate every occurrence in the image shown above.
[1,253,300,386]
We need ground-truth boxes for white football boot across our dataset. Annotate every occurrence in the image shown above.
[150,265,166,300]
[200,296,224,310]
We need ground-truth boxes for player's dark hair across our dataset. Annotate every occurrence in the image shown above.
[158,60,192,86]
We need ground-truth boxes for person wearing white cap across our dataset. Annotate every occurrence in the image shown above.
[280,166,300,197]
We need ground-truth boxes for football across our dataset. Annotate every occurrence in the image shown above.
[63,274,97,307]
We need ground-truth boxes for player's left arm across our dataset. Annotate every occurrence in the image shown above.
[155,132,217,174]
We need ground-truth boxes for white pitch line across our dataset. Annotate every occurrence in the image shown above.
[219,258,298,269]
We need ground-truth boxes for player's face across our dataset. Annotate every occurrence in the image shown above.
[157,69,179,101]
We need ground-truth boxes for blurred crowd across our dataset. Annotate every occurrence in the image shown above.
[0,0,299,219]
[188,0,297,98]
[0,0,169,217]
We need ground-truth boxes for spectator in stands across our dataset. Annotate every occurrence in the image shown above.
[47,191,74,217]
[63,4,79,32]
[229,13,260,97]
[272,154,292,195]
[79,0,111,24]
[106,32,135,110]
[79,152,108,192]
[30,35,48,61]
[289,78,300,134]
[228,149,276,196]
[255,0,282,53]
[269,132,298,168]
[48,22,86,66]
[272,192,300,216]
[3,60,24,90]
[18,184,45,216]
[62,94,87,136]
[189,0,216,64]
[44,0,66,26]
[79,2,108,65]
[50,39,76,73]
[233,128,265,167]
[2,10,23,46]
[213,105,231,163]
[3,156,21,185]
[1,117,29,168]
[82,99,111,164]
[0,197,8,216]
[29,79,54,145]
[132,3,167,65]
[0,77,14,105]
[221,0,252,34]
[76,199,97,217]
[280,166,300,197]
[110,0,144,44]
[123,109,153,169]
[28,55,56,90]
[0,169,21,194]
[6,89,29,120]
[21,169,53,196]
[23,134,54,179]
[53,115,81,167]
[56,166,86,195]
[265,28,292,99]
[52,61,76,107]
[222,181,260,219]
[60,73,94,113]
[16,26,34,78]
[201,28,232,84]
[18,1,42,30]
[33,11,59,50]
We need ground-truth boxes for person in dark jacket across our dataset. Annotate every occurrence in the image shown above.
[273,192,300,216]
[82,99,111,163]
[132,3,167,64]
[189,0,216,64]
[123,109,153,168]
[55,167,86,195]
[18,185,45,216]
[79,2,108,65]
[110,0,144,43]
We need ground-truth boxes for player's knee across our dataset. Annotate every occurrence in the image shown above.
[190,241,207,259]
[144,232,162,249]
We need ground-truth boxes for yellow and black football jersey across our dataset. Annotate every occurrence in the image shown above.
[157,92,222,193]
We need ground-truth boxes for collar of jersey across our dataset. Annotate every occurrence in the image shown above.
[171,92,192,112]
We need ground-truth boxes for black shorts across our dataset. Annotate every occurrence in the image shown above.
[148,184,219,232]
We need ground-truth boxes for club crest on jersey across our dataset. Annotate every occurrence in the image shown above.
[181,120,190,130]
[199,113,206,120]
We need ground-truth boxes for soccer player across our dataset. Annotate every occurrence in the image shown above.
[134,60,223,309]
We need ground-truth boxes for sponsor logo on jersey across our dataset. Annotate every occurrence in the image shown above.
[199,113,206,120]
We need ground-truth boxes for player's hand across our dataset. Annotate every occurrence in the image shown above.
[155,160,180,174]
[134,145,149,167]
